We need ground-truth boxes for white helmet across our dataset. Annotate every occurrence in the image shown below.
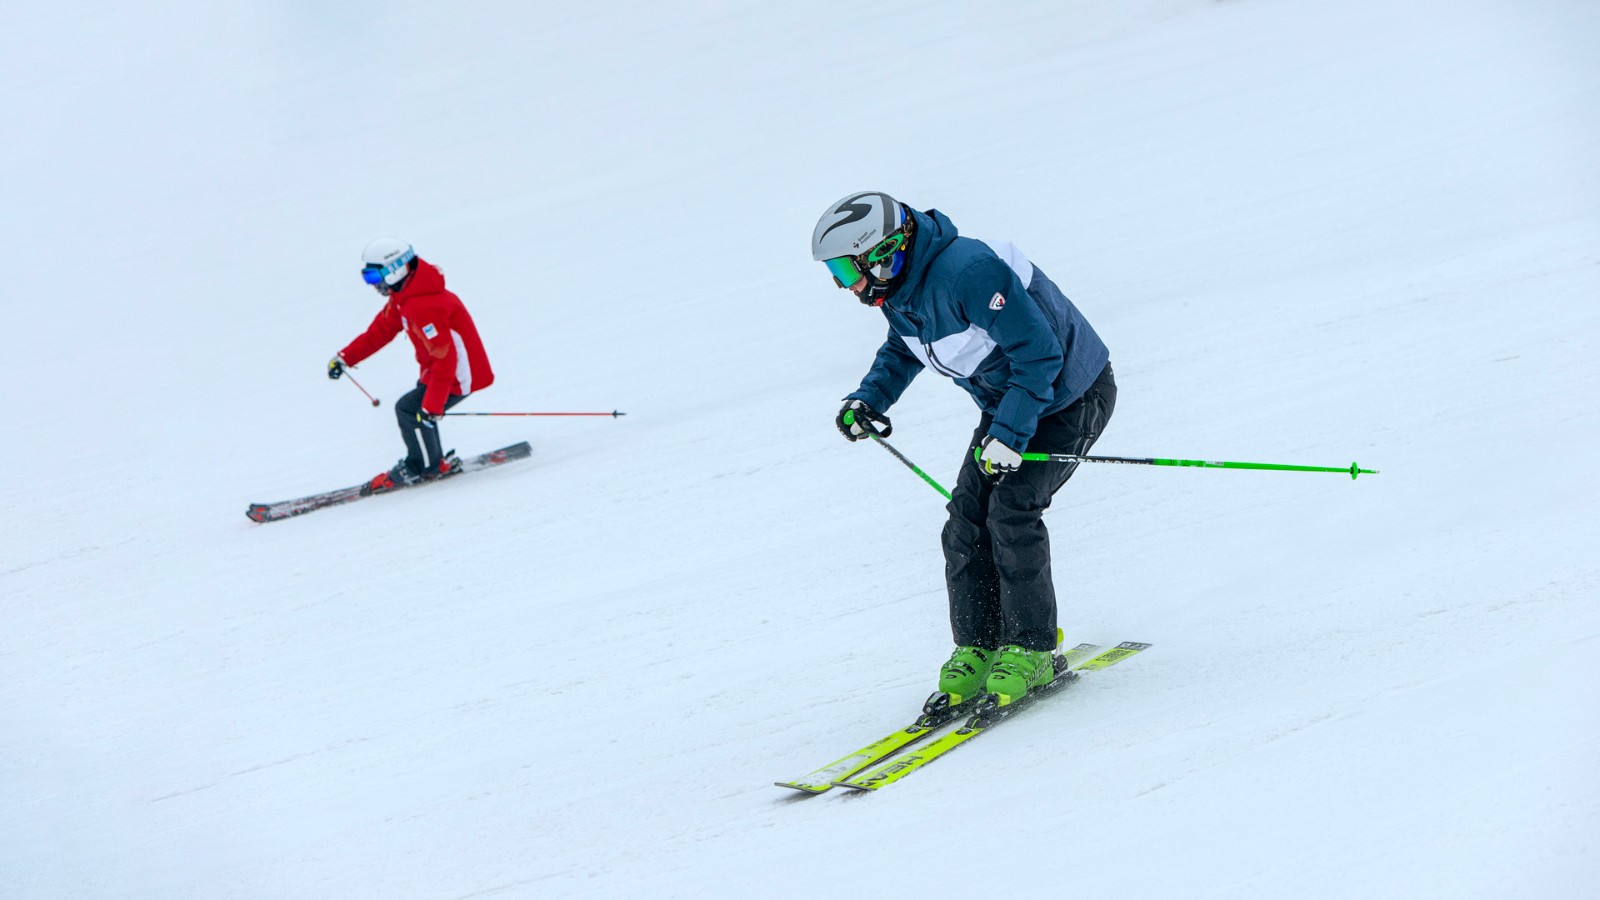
[811,192,910,306]
[360,237,416,290]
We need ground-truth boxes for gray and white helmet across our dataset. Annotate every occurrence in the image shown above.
[811,191,911,305]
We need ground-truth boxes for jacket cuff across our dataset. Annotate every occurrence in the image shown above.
[846,387,890,412]
[985,423,1028,454]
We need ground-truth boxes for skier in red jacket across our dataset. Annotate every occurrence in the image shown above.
[327,238,495,494]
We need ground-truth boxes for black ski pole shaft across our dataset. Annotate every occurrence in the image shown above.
[844,410,952,500]
[1012,450,1378,480]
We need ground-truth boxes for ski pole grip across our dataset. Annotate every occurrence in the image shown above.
[843,408,884,437]
[843,408,870,433]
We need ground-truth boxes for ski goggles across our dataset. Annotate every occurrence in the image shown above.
[822,230,908,288]
[361,248,416,285]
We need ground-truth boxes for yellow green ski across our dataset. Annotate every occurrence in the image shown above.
[833,641,1151,793]
[775,691,981,793]
[776,642,1139,795]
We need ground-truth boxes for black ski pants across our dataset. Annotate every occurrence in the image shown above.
[942,362,1117,651]
[394,382,464,476]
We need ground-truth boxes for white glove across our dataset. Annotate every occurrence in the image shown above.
[978,435,1022,476]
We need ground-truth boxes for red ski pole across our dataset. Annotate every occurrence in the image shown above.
[442,410,626,418]
[344,370,380,407]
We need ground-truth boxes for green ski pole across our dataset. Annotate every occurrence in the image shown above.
[844,410,953,500]
[991,448,1378,480]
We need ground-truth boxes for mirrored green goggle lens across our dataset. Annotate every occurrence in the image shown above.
[824,255,865,288]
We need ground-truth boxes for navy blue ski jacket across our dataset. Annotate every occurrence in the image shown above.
[846,208,1110,451]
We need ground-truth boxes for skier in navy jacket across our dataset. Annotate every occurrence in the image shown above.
[812,192,1117,706]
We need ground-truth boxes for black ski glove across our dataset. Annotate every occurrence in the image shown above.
[837,399,892,441]
[327,355,345,380]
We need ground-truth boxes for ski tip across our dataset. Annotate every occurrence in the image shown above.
[245,505,268,524]
[479,442,533,465]
[1071,641,1153,671]
[774,782,831,795]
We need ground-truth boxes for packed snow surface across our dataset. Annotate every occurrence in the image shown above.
[4,1,1597,897]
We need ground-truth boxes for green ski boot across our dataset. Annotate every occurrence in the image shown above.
[984,645,1056,706]
[937,646,996,704]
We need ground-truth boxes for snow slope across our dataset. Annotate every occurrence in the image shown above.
[4,1,1598,897]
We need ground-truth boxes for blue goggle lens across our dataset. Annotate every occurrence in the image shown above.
[360,247,415,286]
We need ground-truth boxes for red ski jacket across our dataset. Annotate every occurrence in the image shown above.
[340,259,494,415]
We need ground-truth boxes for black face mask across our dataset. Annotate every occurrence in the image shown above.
[859,276,892,307]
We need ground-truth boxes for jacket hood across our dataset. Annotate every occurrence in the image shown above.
[889,208,958,308]
[397,258,446,298]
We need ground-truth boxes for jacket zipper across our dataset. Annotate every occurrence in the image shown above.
[899,307,962,378]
